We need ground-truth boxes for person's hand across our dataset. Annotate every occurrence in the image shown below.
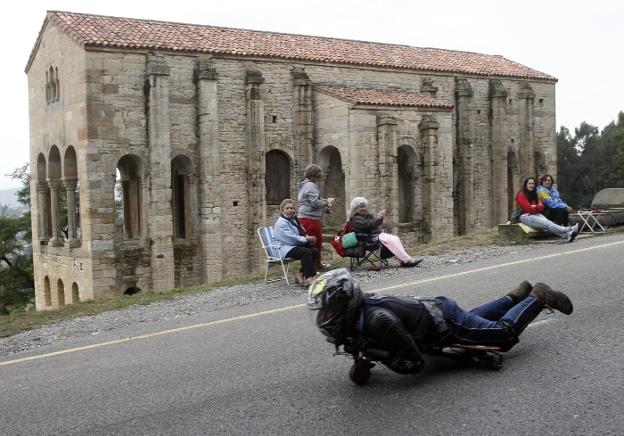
[307,235,316,243]
[327,197,335,206]
[377,208,387,219]
[566,206,573,213]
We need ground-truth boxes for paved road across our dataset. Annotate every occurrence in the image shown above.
[2,233,623,435]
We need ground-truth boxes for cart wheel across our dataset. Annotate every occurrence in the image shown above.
[349,361,371,385]
[482,352,503,371]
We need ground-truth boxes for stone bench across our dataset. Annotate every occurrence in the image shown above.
[498,222,551,242]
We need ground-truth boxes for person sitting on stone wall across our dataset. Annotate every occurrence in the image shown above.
[273,198,319,287]
[349,197,424,270]
[515,177,579,242]
[537,174,573,226]
[297,164,334,271]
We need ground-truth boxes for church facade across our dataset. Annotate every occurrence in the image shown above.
[26,11,557,308]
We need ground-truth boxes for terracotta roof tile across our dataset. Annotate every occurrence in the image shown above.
[315,85,453,109]
[26,11,557,82]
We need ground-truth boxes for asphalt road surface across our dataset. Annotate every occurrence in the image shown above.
[2,233,623,435]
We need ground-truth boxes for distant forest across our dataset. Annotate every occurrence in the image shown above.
[557,111,624,208]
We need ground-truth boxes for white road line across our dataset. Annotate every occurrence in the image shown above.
[1,238,622,367]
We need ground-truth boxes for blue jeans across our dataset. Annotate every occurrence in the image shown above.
[436,295,544,349]
[519,213,571,238]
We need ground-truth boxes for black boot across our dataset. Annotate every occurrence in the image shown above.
[507,280,533,302]
[530,283,574,315]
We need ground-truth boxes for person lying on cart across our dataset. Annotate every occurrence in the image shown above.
[307,268,573,375]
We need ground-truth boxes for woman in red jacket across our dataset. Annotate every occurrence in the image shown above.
[515,177,579,242]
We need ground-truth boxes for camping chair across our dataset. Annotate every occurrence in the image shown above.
[344,233,390,271]
[257,226,293,285]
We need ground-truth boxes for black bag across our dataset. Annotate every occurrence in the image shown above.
[510,206,524,223]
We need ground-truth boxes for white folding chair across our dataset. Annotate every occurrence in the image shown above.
[576,209,607,232]
[257,226,292,285]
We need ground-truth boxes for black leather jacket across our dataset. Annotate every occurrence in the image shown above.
[358,294,448,365]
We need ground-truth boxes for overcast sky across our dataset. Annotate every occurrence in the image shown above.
[1,0,622,189]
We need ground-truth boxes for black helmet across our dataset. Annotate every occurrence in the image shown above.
[307,268,362,345]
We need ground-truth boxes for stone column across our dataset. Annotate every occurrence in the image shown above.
[455,78,475,234]
[292,67,314,180]
[146,54,175,292]
[63,178,79,247]
[377,116,399,234]
[489,79,509,225]
[47,179,62,246]
[37,181,50,243]
[420,115,453,242]
[518,82,535,179]
[196,57,223,281]
[246,70,267,271]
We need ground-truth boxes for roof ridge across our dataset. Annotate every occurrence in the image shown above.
[46,10,507,58]
[25,11,556,82]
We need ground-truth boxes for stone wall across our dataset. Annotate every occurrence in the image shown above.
[28,20,557,308]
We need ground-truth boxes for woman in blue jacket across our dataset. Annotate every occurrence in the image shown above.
[273,199,319,287]
[537,174,573,226]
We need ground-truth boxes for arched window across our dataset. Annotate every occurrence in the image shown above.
[71,282,80,304]
[48,146,62,243]
[171,155,194,240]
[54,67,60,102]
[45,70,51,104]
[37,153,50,241]
[63,146,80,244]
[398,145,418,222]
[43,276,51,306]
[57,279,65,307]
[265,150,291,204]
[116,155,144,240]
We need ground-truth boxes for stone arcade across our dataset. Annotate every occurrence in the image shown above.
[26,11,557,309]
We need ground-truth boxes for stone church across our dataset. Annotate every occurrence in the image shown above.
[26,11,557,309]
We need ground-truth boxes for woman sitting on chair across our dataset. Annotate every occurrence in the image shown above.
[349,197,423,269]
[272,199,319,287]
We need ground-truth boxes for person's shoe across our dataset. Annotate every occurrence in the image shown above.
[318,263,332,270]
[507,280,533,301]
[400,257,424,268]
[567,223,579,242]
[368,264,382,272]
[530,282,574,315]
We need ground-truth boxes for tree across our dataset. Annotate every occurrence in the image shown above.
[0,164,33,314]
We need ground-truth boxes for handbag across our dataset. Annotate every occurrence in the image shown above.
[510,206,524,223]
[341,232,358,248]
[331,221,354,257]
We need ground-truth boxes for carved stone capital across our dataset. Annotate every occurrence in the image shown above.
[146,55,171,76]
[489,79,507,98]
[37,181,49,193]
[291,67,311,86]
[421,78,438,96]
[419,115,439,131]
[196,58,218,81]
[455,77,474,97]
[62,177,78,191]
[518,82,535,100]
[377,115,399,127]
[47,179,62,191]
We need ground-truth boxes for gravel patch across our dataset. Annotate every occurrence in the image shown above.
[0,243,543,358]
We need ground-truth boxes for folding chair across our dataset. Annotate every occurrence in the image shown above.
[344,234,390,271]
[257,226,293,284]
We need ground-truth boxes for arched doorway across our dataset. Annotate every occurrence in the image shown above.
[397,145,419,223]
[319,146,345,230]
